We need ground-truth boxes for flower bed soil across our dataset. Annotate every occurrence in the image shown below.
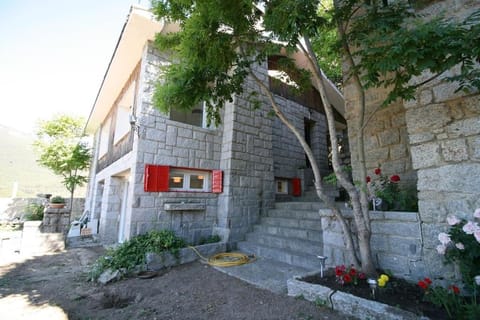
[301,270,448,319]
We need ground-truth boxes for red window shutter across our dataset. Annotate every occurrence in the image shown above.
[144,164,170,192]
[212,170,223,193]
[292,178,301,197]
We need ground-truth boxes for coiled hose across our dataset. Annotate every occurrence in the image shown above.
[188,246,256,267]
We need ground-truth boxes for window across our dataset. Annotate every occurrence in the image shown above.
[169,169,209,192]
[114,81,136,144]
[98,117,111,159]
[144,164,222,193]
[170,101,207,128]
[276,179,288,194]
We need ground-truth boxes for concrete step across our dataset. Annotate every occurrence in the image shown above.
[246,232,323,256]
[274,201,327,211]
[253,224,323,242]
[260,216,323,231]
[237,241,323,270]
[265,209,321,220]
[66,235,100,248]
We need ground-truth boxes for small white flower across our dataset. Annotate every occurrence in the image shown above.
[436,244,447,255]
[447,215,461,226]
[438,232,451,245]
[462,221,479,235]
[455,242,465,250]
[474,208,480,219]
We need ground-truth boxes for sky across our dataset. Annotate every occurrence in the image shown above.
[0,0,150,135]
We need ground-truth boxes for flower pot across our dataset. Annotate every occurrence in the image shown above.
[49,203,65,209]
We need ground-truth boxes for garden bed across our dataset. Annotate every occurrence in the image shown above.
[287,269,447,320]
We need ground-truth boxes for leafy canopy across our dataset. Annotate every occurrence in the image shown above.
[34,115,91,195]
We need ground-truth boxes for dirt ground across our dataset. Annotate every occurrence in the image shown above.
[0,247,351,320]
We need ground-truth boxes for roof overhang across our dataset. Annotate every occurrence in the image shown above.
[85,6,177,133]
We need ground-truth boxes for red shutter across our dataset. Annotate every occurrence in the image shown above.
[144,164,170,192]
[292,178,301,197]
[212,170,223,193]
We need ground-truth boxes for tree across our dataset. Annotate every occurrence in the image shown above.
[150,0,480,276]
[34,115,91,213]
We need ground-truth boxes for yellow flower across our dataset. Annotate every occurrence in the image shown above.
[378,278,386,287]
[380,274,389,282]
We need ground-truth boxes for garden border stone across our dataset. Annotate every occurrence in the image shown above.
[287,272,429,320]
[146,242,226,271]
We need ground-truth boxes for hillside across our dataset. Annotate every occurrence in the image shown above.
[0,125,76,198]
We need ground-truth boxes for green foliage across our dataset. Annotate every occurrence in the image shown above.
[50,195,65,203]
[340,2,480,106]
[197,234,221,245]
[34,115,91,202]
[23,203,45,221]
[90,230,186,280]
[442,215,480,291]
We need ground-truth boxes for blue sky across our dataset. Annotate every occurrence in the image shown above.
[0,0,150,134]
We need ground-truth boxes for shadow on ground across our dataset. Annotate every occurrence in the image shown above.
[0,247,351,320]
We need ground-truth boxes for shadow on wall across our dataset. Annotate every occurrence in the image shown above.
[0,198,86,221]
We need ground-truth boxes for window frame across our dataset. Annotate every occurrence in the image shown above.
[169,168,211,192]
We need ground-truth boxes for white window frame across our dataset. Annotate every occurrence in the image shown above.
[169,169,211,192]
[275,179,289,194]
[169,101,212,129]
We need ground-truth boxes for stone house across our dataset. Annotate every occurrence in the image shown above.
[83,6,345,246]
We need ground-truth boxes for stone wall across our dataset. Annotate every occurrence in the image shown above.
[272,96,329,179]
[343,0,480,282]
[0,197,85,221]
[320,208,424,282]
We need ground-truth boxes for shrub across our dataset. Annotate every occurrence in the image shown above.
[50,196,65,204]
[24,203,45,221]
[90,230,186,280]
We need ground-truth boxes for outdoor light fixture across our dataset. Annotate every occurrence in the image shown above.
[129,113,141,136]
[367,278,378,299]
[317,255,328,278]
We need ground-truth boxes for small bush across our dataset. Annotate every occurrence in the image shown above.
[24,203,45,221]
[90,230,186,280]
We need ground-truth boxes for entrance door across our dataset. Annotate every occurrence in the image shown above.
[304,118,315,168]
[118,179,129,243]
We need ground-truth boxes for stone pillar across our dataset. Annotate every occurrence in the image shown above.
[41,207,71,233]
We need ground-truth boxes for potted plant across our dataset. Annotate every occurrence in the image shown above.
[49,196,66,209]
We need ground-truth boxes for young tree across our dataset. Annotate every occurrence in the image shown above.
[34,115,91,213]
[150,0,480,275]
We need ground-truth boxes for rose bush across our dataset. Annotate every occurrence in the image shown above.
[366,166,417,211]
[436,208,480,289]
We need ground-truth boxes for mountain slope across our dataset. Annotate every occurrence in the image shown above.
[0,125,69,197]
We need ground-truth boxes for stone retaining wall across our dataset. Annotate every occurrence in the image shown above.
[320,209,424,282]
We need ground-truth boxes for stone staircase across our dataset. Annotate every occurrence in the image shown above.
[237,201,328,270]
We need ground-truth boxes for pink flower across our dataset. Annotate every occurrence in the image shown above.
[474,230,480,244]
[455,242,465,250]
[438,232,451,245]
[436,244,447,255]
[374,168,381,175]
[474,208,480,219]
[446,215,461,226]
[462,221,479,235]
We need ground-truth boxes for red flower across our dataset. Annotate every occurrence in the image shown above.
[424,277,432,285]
[374,168,381,175]
[359,272,366,280]
[349,268,356,276]
[366,176,371,183]
[343,274,352,283]
[335,265,345,276]
[390,175,400,183]
[449,285,460,295]
[418,280,429,290]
